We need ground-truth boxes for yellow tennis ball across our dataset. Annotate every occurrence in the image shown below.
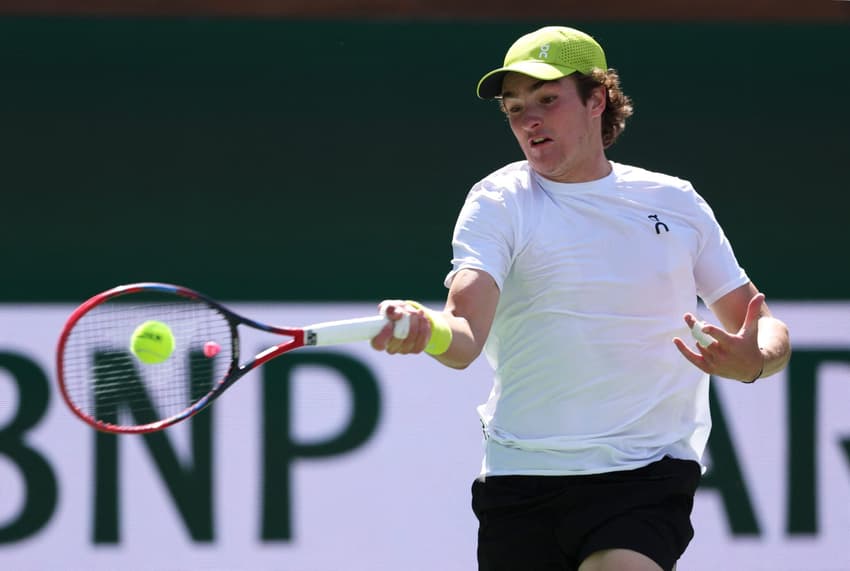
[130,320,175,364]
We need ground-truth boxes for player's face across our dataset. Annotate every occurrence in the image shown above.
[500,72,606,183]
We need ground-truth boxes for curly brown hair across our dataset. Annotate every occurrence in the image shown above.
[574,68,634,149]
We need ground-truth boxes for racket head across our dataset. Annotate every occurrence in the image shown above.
[56,283,240,434]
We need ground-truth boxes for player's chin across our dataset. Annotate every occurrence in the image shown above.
[525,156,561,180]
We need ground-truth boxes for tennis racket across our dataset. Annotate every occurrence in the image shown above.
[56,282,407,434]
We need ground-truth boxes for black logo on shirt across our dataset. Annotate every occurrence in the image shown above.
[648,214,669,234]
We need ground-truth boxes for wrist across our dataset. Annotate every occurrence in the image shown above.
[405,300,453,356]
[744,349,765,384]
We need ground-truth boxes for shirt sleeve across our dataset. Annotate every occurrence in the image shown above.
[691,189,749,306]
[444,183,516,291]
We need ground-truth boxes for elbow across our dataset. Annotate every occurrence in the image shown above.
[435,346,483,370]
[438,355,476,370]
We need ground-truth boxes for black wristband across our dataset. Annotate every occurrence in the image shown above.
[744,350,765,384]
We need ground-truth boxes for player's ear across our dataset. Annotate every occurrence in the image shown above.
[589,85,607,118]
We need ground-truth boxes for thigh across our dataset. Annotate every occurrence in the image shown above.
[578,548,664,571]
[471,458,700,571]
[472,476,573,571]
[570,457,701,571]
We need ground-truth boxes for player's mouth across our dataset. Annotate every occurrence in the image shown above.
[530,137,552,147]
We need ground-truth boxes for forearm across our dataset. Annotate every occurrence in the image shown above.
[431,268,499,369]
[430,312,484,370]
[756,316,791,380]
[371,269,498,367]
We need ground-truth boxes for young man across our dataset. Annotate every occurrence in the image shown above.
[371,26,791,571]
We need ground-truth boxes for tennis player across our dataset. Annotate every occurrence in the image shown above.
[372,25,791,571]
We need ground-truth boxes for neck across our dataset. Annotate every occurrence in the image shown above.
[542,153,612,184]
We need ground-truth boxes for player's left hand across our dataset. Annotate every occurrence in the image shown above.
[672,293,765,382]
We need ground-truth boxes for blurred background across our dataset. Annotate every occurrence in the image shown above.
[0,1,848,570]
[0,0,847,303]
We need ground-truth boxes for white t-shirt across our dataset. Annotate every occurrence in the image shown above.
[445,161,748,476]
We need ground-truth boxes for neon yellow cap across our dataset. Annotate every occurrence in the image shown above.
[477,26,608,100]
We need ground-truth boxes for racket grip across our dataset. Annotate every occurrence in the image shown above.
[307,314,409,346]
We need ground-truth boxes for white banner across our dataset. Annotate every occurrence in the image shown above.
[0,302,848,570]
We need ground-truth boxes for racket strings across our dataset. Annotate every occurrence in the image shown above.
[60,297,234,428]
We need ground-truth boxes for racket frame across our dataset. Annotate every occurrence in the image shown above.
[56,282,383,434]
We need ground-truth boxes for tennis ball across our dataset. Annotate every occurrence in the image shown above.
[130,320,176,364]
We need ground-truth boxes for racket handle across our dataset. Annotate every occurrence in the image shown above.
[306,314,410,346]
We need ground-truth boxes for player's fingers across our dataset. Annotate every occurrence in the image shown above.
[403,310,431,354]
[393,313,410,340]
[371,300,406,351]
[673,337,711,373]
[697,322,730,344]
[385,308,430,354]
[682,313,698,329]
[742,292,766,333]
[410,312,432,353]
[370,320,396,351]
[673,336,700,359]
[373,301,437,355]
[379,300,406,320]
[689,320,718,348]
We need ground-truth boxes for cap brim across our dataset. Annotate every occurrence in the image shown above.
[476,61,577,99]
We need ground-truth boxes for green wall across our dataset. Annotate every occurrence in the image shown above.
[1,18,847,301]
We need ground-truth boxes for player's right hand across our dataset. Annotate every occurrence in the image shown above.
[371,300,432,355]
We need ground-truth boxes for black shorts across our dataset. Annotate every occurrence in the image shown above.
[471,456,701,571]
